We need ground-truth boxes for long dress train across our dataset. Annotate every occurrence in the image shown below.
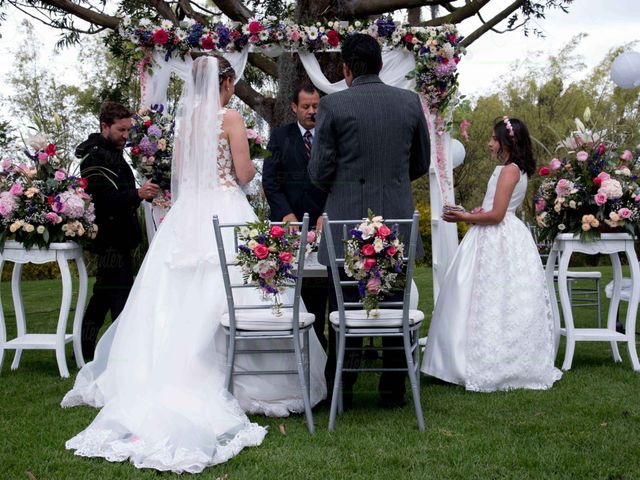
[422,165,562,392]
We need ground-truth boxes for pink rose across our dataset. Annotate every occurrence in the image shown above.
[618,208,632,219]
[45,212,62,224]
[307,230,316,244]
[54,170,66,181]
[270,225,285,238]
[597,172,610,182]
[362,244,376,257]
[37,152,49,164]
[9,183,23,196]
[261,268,276,279]
[620,150,634,161]
[279,251,293,263]
[246,128,258,140]
[535,197,546,212]
[363,258,377,270]
[376,225,391,239]
[555,178,574,197]
[248,21,263,34]
[576,151,589,161]
[635,194,640,203]
[366,277,381,294]
[594,192,608,206]
[290,30,301,42]
[255,135,265,145]
[549,158,562,170]
[387,246,397,257]
[1,158,11,170]
[253,244,269,259]
[152,29,169,45]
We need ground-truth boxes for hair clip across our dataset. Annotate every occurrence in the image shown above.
[503,116,515,139]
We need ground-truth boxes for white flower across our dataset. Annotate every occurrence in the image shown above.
[23,223,34,233]
[249,228,259,239]
[259,31,269,41]
[373,238,384,253]
[558,224,566,231]
[175,28,186,41]
[354,21,362,28]
[36,225,45,234]
[239,226,250,237]
[27,134,47,151]
[569,200,577,209]
[359,224,375,240]
[161,20,173,30]
[247,240,258,249]
[139,18,152,28]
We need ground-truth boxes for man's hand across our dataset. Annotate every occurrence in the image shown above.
[282,213,299,233]
[138,180,160,200]
[315,216,324,234]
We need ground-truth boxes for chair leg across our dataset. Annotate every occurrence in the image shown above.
[596,278,602,328]
[225,334,236,395]
[329,330,345,431]
[294,329,314,434]
[404,331,425,432]
[304,328,311,403]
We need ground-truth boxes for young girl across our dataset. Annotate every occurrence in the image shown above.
[422,117,562,392]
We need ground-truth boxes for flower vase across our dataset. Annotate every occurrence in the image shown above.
[271,293,283,317]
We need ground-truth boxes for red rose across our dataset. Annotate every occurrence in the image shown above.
[201,36,215,50]
[78,178,88,189]
[364,258,377,270]
[326,30,340,47]
[279,251,293,263]
[47,195,54,205]
[538,166,550,176]
[253,244,269,259]
[453,57,460,64]
[449,34,457,43]
[442,58,449,64]
[387,246,397,256]
[362,244,376,257]
[598,143,605,155]
[248,21,263,34]
[45,143,56,157]
[270,225,285,238]
[377,225,391,239]
[152,29,169,45]
[593,177,602,186]
[144,120,152,128]
[404,34,414,43]
[131,146,140,155]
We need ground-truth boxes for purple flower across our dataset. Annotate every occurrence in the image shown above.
[147,125,162,138]
[138,136,157,156]
[434,62,457,78]
[375,18,396,38]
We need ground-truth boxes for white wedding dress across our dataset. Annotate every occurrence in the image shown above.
[61,107,327,473]
[422,165,562,392]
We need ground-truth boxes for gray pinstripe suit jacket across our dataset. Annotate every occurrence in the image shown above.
[308,74,431,264]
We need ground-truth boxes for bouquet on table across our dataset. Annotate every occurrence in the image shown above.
[128,104,174,208]
[535,111,640,242]
[235,220,298,315]
[0,132,97,249]
[344,212,406,316]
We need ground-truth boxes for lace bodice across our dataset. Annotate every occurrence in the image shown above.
[481,165,528,213]
[217,108,238,189]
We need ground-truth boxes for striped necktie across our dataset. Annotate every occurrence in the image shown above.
[303,130,313,159]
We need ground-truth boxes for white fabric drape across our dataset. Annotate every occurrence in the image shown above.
[299,48,416,94]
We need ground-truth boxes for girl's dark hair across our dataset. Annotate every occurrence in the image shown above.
[217,56,235,86]
[493,117,535,176]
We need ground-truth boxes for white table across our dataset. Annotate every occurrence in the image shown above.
[0,241,88,378]
[545,233,639,371]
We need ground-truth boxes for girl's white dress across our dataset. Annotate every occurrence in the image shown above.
[61,109,327,473]
[422,165,562,392]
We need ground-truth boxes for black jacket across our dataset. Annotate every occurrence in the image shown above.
[77,133,142,252]
[263,123,328,226]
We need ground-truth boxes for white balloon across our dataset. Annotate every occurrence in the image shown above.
[610,51,640,89]
[451,139,466,168]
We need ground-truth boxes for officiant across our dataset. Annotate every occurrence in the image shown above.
[262,82,330,354]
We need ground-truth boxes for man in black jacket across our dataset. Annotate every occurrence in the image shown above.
[263,83,330,355]
[78,101,159,359]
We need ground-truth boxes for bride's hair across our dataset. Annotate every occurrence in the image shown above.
[191,56,235,89]
[493,116,535,177]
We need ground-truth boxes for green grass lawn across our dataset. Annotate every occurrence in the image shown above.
[1,266,639,480]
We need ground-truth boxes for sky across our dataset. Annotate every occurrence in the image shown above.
[0,0,638,103]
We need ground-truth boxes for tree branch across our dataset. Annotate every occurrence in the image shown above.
[248,53,278,78]
[460,0,524,47]
[212,0,253,23]
[343,0,451,18]
[423,0,492,26]
[177,0,207,24]
[146,0,179,24]
[234,79,275,124]
[38,0,120,29]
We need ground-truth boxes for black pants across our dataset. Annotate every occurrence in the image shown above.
[301,276,331,386]
[81,248,134,360]
[327,268,406,402]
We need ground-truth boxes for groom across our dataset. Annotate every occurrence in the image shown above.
[308,33,430,408]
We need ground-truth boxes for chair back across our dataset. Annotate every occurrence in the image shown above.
[322,211,420,330]
[212,214,310,335]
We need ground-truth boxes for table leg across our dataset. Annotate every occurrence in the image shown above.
[56,258,73,378]
[10,263,25,370]
[72,256,88,368]
[557,247,576,371]
[624,246,640,371]
[545,249,561,357]
[608,253,623,362]
[0,259,5,373]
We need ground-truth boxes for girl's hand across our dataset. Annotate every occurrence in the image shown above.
[471,207,484,214]
[442,210,469,223]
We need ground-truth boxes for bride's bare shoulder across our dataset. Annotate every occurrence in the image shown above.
[222,108,242,123]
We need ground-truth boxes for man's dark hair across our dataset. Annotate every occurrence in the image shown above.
[291,82,319,104]
[341,33,382,78]
[99,101,134,127]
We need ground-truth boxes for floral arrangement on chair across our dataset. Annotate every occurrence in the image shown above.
[535,112,640,242]
[344,212,405,316]
[0,133,97,249]
[128,104,173,208]
[235,220,298,315]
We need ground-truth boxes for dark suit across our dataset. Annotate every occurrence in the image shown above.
[76,133,142,359]
[308,75,430,403]
[264,123,330,359]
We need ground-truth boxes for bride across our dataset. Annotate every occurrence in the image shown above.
[61,56,327,473]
